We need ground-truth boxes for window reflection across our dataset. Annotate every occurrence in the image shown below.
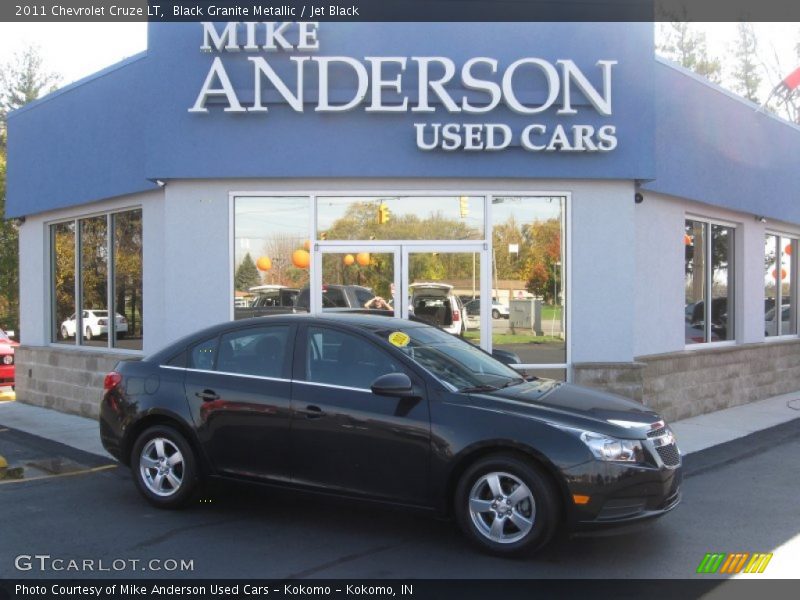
[113,210,143,349]
[233,197,310,319]
[685,220,706,344]
[316,196,484,241]
[52,222,76,344]
[765,235,796,337]
[491,196,566,365]
[80,217,108,347]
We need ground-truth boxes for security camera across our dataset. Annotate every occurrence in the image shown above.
[634,193,644,204]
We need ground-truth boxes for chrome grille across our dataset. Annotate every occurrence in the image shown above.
[647,426,667,439]
[656,444,681,467]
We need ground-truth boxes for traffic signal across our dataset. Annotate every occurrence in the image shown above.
[459,196,470,218]
[378,202,391,225]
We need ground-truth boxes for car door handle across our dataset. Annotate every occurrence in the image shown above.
[299,405,325,419]
[195,389,220,402]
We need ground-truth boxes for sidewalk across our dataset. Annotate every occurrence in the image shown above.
[1,390,799,460]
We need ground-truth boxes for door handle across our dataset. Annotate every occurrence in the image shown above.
[195,389,220,402]
[300,405,325,419]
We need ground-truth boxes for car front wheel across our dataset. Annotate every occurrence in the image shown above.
[84,327,93,341]
[455,455,560,556]
[131,425,198,509]
[60,326,69,339]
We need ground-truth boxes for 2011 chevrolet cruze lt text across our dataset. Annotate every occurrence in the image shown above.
[100,314,681,555]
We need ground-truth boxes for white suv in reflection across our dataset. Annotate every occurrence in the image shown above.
[60,310,128,340]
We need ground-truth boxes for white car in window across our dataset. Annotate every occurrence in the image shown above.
[60,310,129,340]
[408,283,468,336]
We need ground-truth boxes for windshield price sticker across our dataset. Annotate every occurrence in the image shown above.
[388,332,410,347]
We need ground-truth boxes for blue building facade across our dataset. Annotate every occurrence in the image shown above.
[7,22,800,421]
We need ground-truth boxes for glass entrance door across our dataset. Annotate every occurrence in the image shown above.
[313,245,401,316]
[313,243,489,351]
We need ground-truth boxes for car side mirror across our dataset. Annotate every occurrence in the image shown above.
[371,372,416,398]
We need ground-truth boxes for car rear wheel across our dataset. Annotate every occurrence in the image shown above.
[492,309,500,319]
[455,455,560,556]
[84,327,93,341]
[60,326,69,339]
[131,425,198,509]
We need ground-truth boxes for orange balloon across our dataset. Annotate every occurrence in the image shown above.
[683,234,692,246]
[356,252,370,267]
[256,256,272,271]
[303,240,311,251]
[343,254,355,266]
[772,268,787,280]
[292,249,310,269]
[785,244,792,256]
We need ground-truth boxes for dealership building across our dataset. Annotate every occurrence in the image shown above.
[6,22,800,421]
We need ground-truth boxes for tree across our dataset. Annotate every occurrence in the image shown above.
[234,252,261,291]
[657,22,722,83]
[0,45,59,131]
[0,45,60,335]
[731,22,762,104]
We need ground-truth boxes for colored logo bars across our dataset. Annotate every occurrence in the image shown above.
[696,552,773,574]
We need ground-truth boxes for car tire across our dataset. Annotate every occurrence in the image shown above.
[492,309,500,319]
[60,326,69,340]
[455,454,560,557]
[131,425,198,509]
[84,327,93,341]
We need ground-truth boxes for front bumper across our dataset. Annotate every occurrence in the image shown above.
[562,457,682,530]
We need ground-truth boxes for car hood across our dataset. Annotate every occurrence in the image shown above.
[0,341,18,352]
[468,380,663,438]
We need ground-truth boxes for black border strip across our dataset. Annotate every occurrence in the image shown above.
[3,1,800,22]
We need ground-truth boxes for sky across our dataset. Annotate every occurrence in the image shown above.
[0,22,796,97]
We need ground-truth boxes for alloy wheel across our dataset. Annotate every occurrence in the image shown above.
[139,437,185,497]
[468,471,536,544]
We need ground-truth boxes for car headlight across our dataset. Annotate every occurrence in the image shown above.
[2,355,13,365]
[579,431,643,463]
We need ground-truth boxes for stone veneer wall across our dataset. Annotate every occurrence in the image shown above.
[14,346,139,419]
[575,340,800,422]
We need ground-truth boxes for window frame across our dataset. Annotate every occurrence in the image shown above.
[764,231,798,340]
[684,214,738,349]
[47,206,143,354]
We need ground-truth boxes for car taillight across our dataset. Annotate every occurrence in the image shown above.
[452,310,460,322]
[98,318,107,325]
[104,371,122,391]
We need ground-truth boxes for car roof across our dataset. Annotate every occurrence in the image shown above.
[409,282,453,290]
[147,312,428,363]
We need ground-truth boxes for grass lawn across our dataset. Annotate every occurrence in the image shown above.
[464,331,564,345]
[540,305,563,321]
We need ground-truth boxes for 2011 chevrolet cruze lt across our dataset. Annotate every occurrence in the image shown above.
[100,314,681,556]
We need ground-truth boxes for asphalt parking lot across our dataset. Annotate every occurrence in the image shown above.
[1,420,798,580]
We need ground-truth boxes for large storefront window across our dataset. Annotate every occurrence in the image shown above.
[490,197,566,367]
[233,194,568,378]
[233,197,311,318]
[764,234,797,337]
[685,219,735,345]
[50,209,143,349]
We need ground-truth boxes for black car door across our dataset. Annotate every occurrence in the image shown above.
[290,325,431,505]
[183,324,295,481]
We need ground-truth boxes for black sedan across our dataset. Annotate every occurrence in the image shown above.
[100,314,681,556]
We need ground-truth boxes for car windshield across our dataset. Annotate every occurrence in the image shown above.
[0,330,9,342]
[373,326,522,392]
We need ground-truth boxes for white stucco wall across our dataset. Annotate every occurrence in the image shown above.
[634,191,800,358]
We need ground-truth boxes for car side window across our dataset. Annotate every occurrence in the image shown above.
[323,287,348,307]
[188,337,217,370]
[305,327,404,390]
[217,326,290,378]
[354,288,374,306]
